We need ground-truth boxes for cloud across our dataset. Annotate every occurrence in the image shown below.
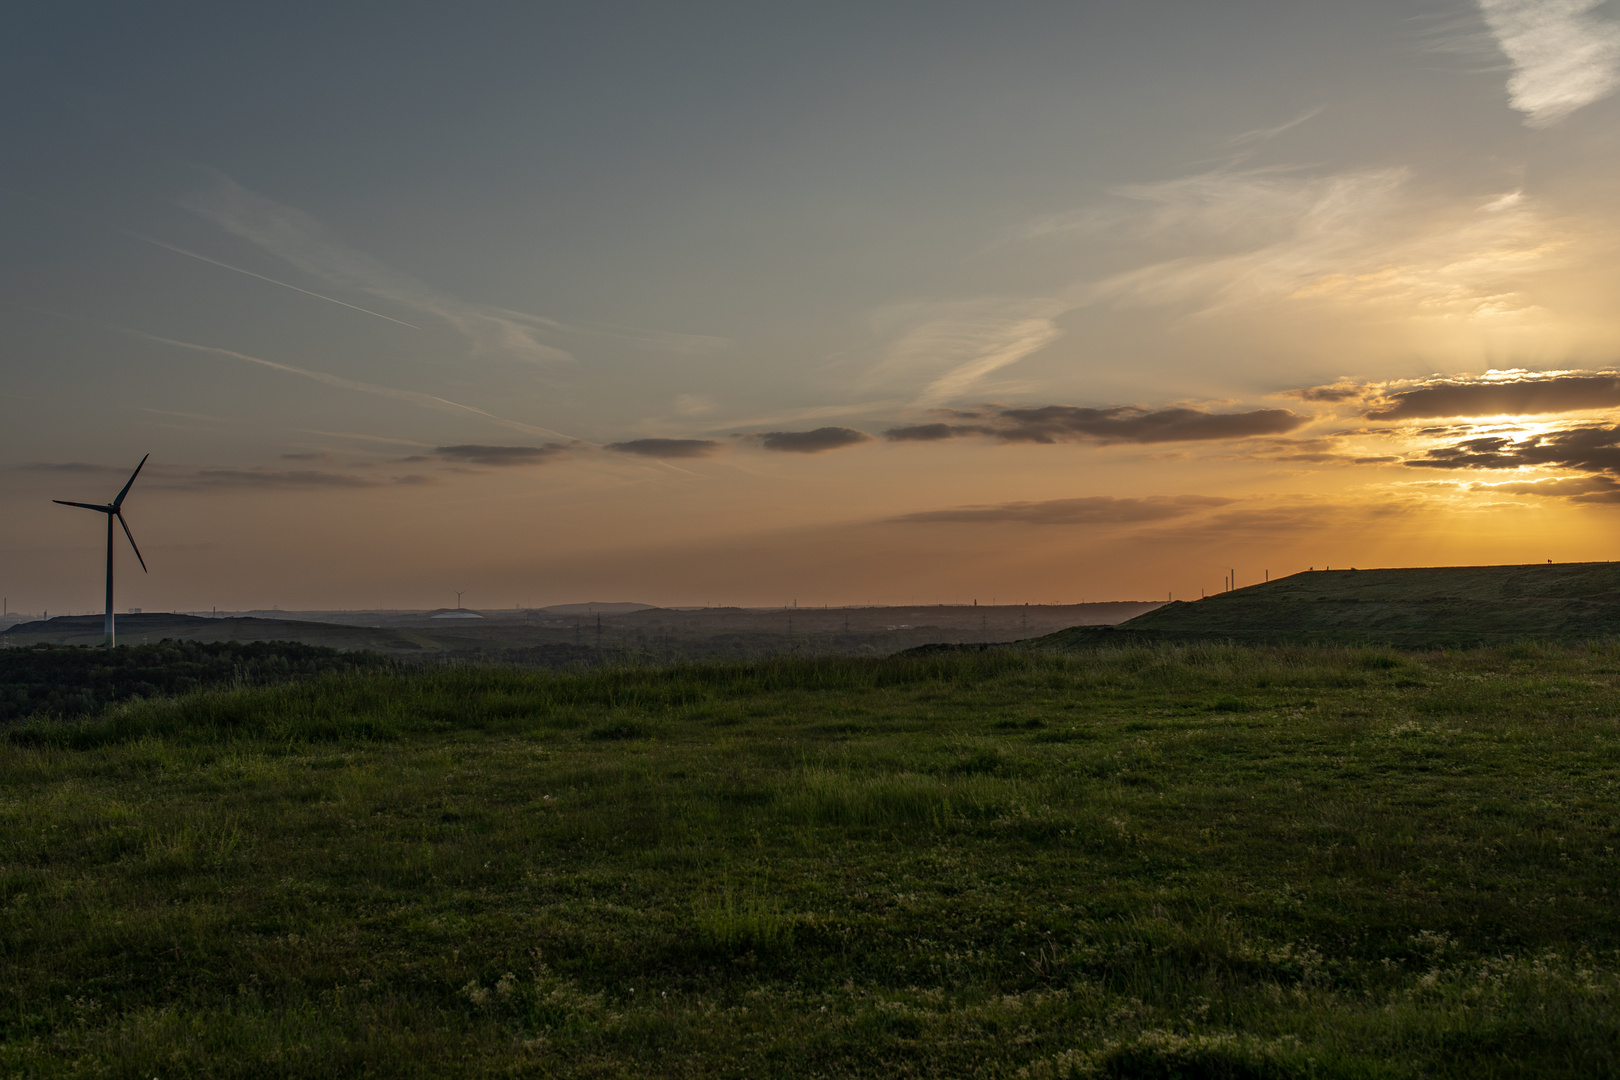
[884,404,1306,445]
[125,330,582,441]
[116,228,422,330]
[605,438,723,459]
[755,427,874,453]
[1229,107,1324,145]
[904,161,1574,419]
[1289,370,1620,420]
[182,175,574,364]
[885,423,958,442]
[1472,475,1619,497]
[1404,424,1620,476]
[1285,381,1365,403]
[861,298,1068,405]
[1366,373,1620,419]
[485,309,729,356]
[893,494,1233,525]
[434,444,569,466]
[182,174,726,362]
[1477,0,1620,125]
[1084,167,1564,321]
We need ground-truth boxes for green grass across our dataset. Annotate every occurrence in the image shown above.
[1053,561,1620,647]
[2,644,1619,1077]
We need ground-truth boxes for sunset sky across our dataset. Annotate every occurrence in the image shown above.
[7,1,1620,612]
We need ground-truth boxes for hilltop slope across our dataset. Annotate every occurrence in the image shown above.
[1040,561,1620,647]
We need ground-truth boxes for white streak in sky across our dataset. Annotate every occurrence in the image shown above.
[123,329,587,443]
[182,174,730,363]
[486,307,731,356]
[1229,107,1324,145]
[1477,0,1620,125]
[117,229,423,329]
[181,175,576,365]
[0,183,421,328]
[862,299,1069,406]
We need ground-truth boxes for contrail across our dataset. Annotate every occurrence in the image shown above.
[114,228,423,330]
[0,184,421,330]
[122,329,591,444]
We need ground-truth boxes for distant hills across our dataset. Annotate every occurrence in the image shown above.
[0,603,1155,660]
[1039,562,1620,648]
[0,613,434,652]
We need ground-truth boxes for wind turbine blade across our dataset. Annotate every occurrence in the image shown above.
[112,453,149,508]
[53,500,113,512]
[117,513,148,573]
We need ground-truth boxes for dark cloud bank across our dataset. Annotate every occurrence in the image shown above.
[1406,425,1620,500]
[606,438,722,459]
[885,405,1304,445]
[756,427,873,453]
[1368,375,1620,420]
[1290,372,1620,420]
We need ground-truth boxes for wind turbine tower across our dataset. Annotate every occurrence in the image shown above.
[53,454,150,647]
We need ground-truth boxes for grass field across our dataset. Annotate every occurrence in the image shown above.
[2,644,1618,1077]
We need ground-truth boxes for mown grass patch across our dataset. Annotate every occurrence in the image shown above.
[1,644,1618,1076]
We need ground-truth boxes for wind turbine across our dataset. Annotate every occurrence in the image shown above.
[53,454,149,647]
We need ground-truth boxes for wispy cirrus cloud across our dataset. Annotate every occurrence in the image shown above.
[117,227,423,330]
[1085,167,1565,320]
[1228,107,1324,146]
[1477,0,1620,125]
[124,329,582,442]
[182,174,726,364]
[877,163,1568,414]
[860,298,1068,406]
[885,403,1306,445]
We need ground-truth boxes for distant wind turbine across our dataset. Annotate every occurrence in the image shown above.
[53,454,149,647]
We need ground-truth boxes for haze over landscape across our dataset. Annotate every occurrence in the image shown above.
[8,0,1620,610]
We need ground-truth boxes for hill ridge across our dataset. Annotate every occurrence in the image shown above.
[1040,561,1620,647]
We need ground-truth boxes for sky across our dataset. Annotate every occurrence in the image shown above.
[6,0,1620,613]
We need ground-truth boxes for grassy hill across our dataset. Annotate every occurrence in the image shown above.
[1040,561,1620,648]
[1,645,1616,1076]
